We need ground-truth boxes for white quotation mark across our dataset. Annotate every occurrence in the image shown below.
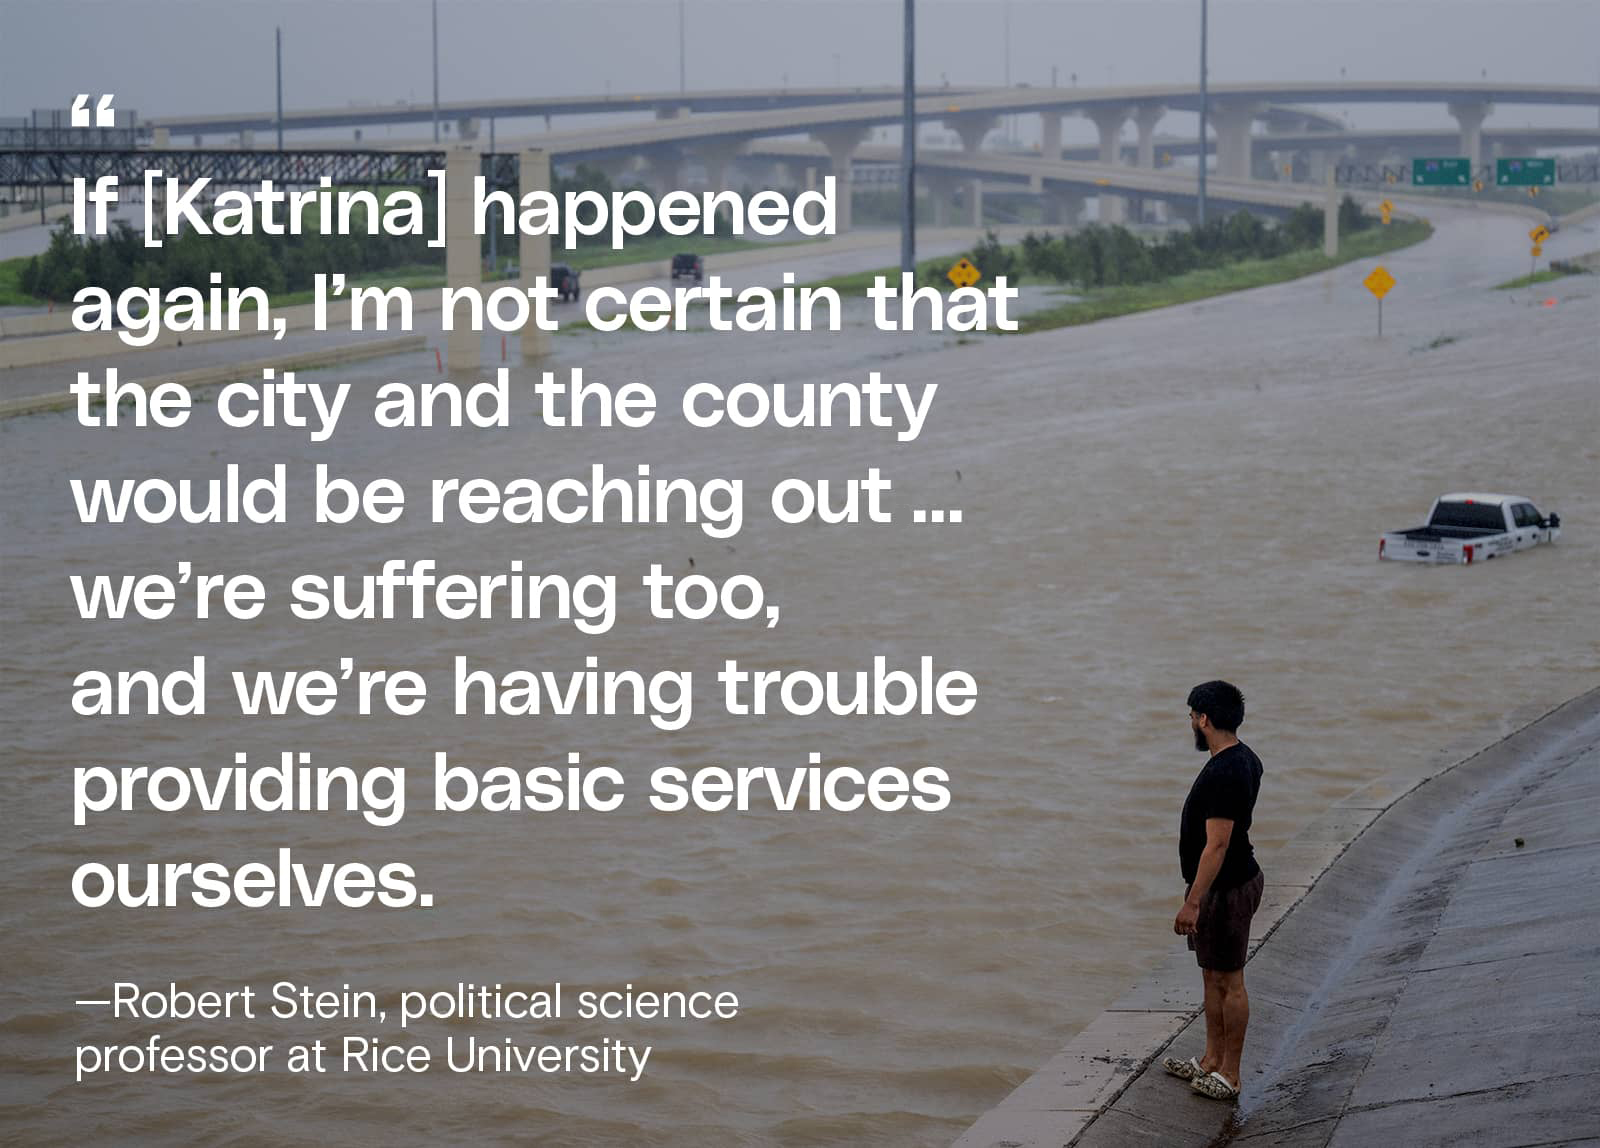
[71,94,116,128]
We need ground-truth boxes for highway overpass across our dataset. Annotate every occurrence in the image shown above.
[11,79,1594,230]
[215,81,1582,226]
[139,81,1599,188]
[145,84,1347,140]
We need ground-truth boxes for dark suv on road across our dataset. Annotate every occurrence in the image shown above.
[550,263,580,302]
[671,253,704,282]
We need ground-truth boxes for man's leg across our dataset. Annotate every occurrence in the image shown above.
[1199,969,1226,1073]
[1214,968,1249,1086]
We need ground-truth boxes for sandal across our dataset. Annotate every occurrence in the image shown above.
[1189,1071,1240,1102]
[1161,1055,1204,1081]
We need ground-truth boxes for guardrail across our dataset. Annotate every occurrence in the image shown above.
[1335,161,1599,186]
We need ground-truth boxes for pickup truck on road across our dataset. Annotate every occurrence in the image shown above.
[1379,493,1561,564]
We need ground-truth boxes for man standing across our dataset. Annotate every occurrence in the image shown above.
[1162,680,1265,1103]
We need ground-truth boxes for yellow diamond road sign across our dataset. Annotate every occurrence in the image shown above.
[1364,266,1396,300]
[1379,199,1394,214]
[1530,224,1551,244]
[947,258,981,288]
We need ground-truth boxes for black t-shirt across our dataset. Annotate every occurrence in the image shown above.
[1179,742,1263,890]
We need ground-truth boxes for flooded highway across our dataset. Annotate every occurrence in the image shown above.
[3,204,1597,1146]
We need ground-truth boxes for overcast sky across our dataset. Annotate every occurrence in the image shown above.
[4,0,1597,133]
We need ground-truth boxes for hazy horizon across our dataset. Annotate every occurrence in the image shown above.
[5,0,1597,133]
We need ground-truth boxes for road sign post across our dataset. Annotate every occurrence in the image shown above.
[1412,157,1470,187]
[1529,224,1550,283]
[1364,265,1395,337]
[1497,157,1556,187]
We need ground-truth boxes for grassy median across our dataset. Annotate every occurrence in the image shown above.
[1015,219,1432,333]
[1493,264,1590,291]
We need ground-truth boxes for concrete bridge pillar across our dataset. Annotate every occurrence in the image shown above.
[1448,101,1493,169]
[1040,110,1064,161]
[519,149,552,360]
[811,126,869,232]
[1087,106,1132,223]
[969,178,985,227]
[1133,105,1165,169]
[1210,101,1263,181]
[645,146,686,196]
[923,170,959,227]
[444,146,481,373]
[456,117,480,141]
[694,138,745,193]
[1087,106,1132,165]
[1044,187,1084,227]
[1306,148,1332,184]
[947,114,999,155]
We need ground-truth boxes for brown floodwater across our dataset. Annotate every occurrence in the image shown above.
[2,205,1596,1145]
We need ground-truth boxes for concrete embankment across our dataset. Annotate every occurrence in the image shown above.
[957,686,1600,1147]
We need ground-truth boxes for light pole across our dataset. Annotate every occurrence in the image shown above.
[488,116,497,273]
[431,0,440,143]
[679,0,686,94]
[275,26,284,150]
[901,0,916,274]
[1003,0,1012,140]
[1197,0,1208,225]
[1003,0,1011,87]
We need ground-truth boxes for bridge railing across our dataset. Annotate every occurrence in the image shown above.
[4,108,151,151]
[0,149,542,194]
[1335,161,1599,186]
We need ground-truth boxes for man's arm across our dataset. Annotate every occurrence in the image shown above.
[1174,818,1234,935]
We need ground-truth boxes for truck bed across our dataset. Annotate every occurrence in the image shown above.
[1396,526,1502,542]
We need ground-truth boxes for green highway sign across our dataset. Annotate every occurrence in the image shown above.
[1413,157,1471,186]
[1497,157,1556,187]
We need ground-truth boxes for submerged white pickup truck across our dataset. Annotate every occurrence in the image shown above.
[1379,493,1562,564]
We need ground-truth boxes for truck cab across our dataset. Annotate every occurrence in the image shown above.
[671,253,705,282]
[549,263,580,302]
[1379,493,1561,565]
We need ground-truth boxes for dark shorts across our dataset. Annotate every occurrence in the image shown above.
[1187,869,1265,972]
